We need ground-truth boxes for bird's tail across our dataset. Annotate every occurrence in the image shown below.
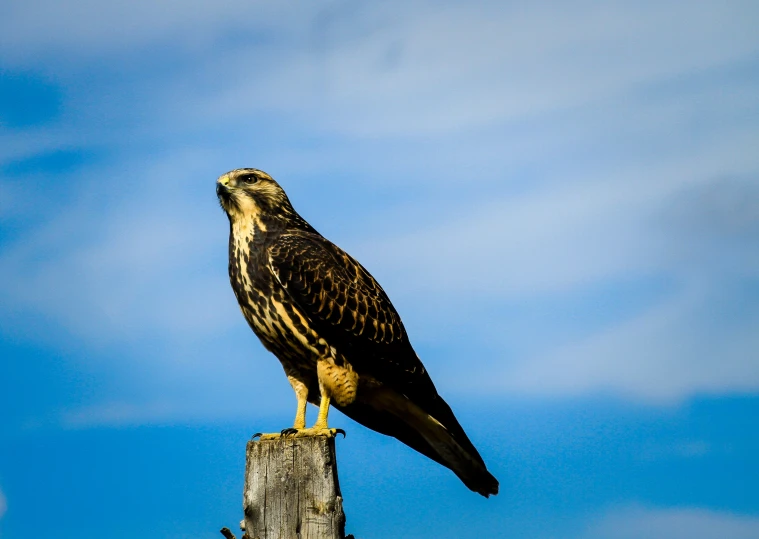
[341,388,499,497]
[403,393,499,497]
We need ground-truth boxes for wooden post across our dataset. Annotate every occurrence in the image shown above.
[238,436,347,539]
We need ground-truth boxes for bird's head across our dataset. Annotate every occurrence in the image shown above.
[216,168,294,222]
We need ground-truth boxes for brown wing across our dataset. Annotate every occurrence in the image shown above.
[268,231,498,496]
[267,231,437,404]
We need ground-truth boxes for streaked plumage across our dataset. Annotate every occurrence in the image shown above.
[216,168,498,497]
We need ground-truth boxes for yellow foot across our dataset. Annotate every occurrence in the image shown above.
[252,428,345,441]
[287,427,346,438]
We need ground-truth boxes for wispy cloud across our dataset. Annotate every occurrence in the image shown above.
[0,182,12,218]
[0,150,234,343]
[506,285,759,402]
[61,401,193,429]
[638,440,712,462]
[0,0,757,422]
[581,506,759,539]
[486,175,759,402]
[0,486,6,520]
[0,0,313,62]
[205,0,759,136]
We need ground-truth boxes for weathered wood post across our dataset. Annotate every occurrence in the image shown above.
[225,436,348,539]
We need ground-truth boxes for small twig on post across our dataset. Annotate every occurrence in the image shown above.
[220,528,237,539]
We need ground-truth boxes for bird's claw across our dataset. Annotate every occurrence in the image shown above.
[251,428,345,440]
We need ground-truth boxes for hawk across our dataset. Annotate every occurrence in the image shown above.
[216,168,498,497]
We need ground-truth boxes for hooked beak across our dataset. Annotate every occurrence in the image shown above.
[217,173,231,187]
[216,173,235,211]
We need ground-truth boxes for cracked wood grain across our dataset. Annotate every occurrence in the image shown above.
[243,436,346,539]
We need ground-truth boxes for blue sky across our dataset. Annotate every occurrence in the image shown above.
[1,1,758,537]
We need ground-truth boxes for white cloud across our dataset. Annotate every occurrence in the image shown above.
[501,283,759,403]
[0,181,12,218]
[6,1,757,140]
[61,401,193,429]
[0,150,236,344]
[357,157,759,402]
[187,0,759,136]
[0,0,757,414]
[0,0,315,61]
[581,506,759,539]
[58,386,292,429]
[638,441,711,462]
[489,174,759,402]
[2,98,757,406]
[365,151,759,300]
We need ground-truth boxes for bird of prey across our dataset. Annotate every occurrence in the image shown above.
[216,168,498,497]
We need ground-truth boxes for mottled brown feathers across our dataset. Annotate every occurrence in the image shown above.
[267,233,432,396]
[217,168,499,497]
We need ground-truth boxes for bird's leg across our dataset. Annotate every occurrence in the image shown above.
[313,392,330,430]
[293,391,307,430]
[257,374,345,441]
[285,384,345,439]
[278,378,308,437]
[289,376,308,430]
[258,376,309,440]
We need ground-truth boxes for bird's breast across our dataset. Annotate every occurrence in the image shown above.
[229,233,329,367]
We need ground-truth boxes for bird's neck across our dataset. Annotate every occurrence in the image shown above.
[228,206,321,257]
[231,215,266,242]
[229,213,275,262]
[227,216,272,296]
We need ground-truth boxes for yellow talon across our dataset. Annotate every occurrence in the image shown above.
[253,428,345,440]
[252,386,343,441]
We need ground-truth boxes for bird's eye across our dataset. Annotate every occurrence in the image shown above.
[241,174,258,185]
